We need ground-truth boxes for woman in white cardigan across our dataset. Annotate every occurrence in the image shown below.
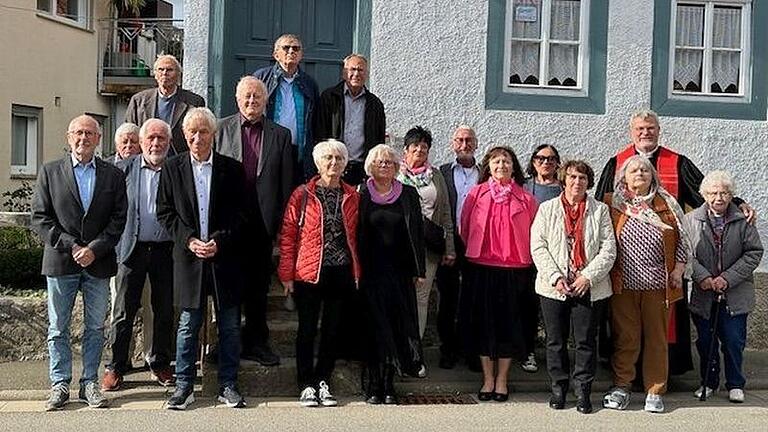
[530,160,616,414]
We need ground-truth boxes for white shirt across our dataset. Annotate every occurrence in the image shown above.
[451,160,479,224]
[191,151,213,241]
[137,158,170,242]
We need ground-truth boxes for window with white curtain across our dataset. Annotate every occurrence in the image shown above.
[504,0,589,93]
[37,0,90,28]
[670,1,751,96]
[11,105,42,177]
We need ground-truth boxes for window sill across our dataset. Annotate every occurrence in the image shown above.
[36,12,93,34]
[10,173,38,180]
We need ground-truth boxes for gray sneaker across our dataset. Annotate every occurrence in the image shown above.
[603,387,631,410]
[217,385,246,408]
[79,381,109,408]
[45,383,70,411]
[644,393,664,413]
[166,386,195,410]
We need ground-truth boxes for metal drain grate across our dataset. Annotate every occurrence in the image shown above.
[398,393,478,405]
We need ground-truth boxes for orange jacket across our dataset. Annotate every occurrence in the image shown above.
[277,177,361,284]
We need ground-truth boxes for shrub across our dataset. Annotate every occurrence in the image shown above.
[0,248,44,290]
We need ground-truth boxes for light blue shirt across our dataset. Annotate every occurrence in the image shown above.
[343,84,367,161]
[451,160,479,225]
[275,77,298,145]
[138,158,171,242]
[191,152,213,241]
[71,154,96,212]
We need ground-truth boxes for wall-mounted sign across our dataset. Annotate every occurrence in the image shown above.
[515,5,538,22]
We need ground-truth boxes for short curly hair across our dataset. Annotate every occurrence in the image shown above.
[558,160,595,189]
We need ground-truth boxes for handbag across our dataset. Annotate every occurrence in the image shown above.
[423,216,446,254]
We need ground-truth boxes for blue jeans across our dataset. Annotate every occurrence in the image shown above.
[47,272,110,386]
[693,302,748,390]
[175,303,241,390]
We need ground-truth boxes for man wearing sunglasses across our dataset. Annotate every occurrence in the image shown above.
[253,34,320,183]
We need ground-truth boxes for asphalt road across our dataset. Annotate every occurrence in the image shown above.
[2,392,767,432]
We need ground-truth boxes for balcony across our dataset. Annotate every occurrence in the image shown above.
[98,18,184,95]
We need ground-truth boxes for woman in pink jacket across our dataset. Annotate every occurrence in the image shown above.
[460,146,538,402]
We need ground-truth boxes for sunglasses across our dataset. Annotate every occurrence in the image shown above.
[280,45,302,52]
[533,155,558,163]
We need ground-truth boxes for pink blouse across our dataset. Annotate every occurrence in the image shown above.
[460,181,538,268]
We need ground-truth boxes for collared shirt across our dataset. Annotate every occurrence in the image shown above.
[191,151,213,241]
[240,115,263,186]
[156,88,178,125]
[451,160,479,224]
[276,77,298,145]
[343,84,367,161]
[138,157,171,242]
[71,153,96,212]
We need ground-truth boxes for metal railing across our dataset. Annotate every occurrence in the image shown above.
[97,18,184,94]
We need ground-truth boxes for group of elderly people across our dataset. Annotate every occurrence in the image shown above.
[277,108,762,414]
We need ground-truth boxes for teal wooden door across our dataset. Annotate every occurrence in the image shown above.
[211,0,356,117]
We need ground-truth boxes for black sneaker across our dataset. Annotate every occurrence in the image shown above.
[166,386,195,410]
[79,381,109,408]
[218,386,246,408]
[45,383,70,411]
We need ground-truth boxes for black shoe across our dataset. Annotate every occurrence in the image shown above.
[549,383,567,410]
[166,386,194,410]
[383,394,398,405]
[439,353,457,370]
[576,383,593,414]
[492,391,509,402]
[242,344,280,366]
[478,386,494,402]
[365,394,382,405]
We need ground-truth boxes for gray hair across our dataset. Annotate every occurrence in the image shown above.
[629,108,660,128]
[312,139,349,170]
[614,154,660,192]
[273,34,302,52]
[139,119,172,140]
[452,124,477,141]
[700,170,736,196]
[364,144,400,176]
[114,122,139,143]
[154,54,182,74]
[68,115,102,136]
[235,75,268,98]
[343,53,368,67]
[182,107,217,133]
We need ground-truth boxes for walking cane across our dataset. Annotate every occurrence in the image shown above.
[699,292,723,402]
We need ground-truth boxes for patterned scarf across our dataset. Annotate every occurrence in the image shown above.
[367,178,403,205]
[488,177,515,204]
[612,182,673,231]
[398,163,434,188]
[560,193,587,271]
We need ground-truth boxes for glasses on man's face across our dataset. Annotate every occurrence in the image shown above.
[155,67,176,74]
[345,67,365,75]
[280,45,302,53]
[68,130,97,138]
[704,191,731,198]
[374,160,394,167]
[533,155,557,163]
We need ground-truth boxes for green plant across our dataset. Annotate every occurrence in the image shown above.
[108,0,148,16]
[0,248,44,290]
[2,181,33,212]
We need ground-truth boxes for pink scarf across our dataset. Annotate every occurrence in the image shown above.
[366,178,403,204]
[488,178,515,203]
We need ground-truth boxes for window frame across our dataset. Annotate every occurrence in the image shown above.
[10,105,43,178]
[667,0,752,102]
[503,0,592,96]
[36,0,91,29]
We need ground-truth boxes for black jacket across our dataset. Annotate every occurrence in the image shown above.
[156,151,247,309]
[31,156,127,278]
[315,81,386,160]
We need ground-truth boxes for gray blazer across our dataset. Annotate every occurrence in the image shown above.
[215,114,295,239]
[686,203,764,319]
[31,156,127,278]
[125,87,205,155]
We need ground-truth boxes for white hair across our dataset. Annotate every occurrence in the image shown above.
[364,144,400,176]
[182,107,217,133]
[700,170,736,196]
[235,76,268,98]
[614,154,661,192]
[312,139,349,170]
[154,54,182,74]
[629,108,660,128]
[114,122,139,143]
[139,119,172,140]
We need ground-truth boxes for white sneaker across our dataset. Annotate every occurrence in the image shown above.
[693,386,715,399]
[521,353,538,373]
[729,388,745,403]
[299,386,319,407]
[317,381,338,407]
[417,364,427,378]
[603,387,631,410]
[644,393,664,413]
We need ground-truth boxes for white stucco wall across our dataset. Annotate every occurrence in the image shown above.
[183,0,767,269]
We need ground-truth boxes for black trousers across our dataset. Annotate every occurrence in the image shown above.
[109,241,174,374]
[242,231,272,350]
[519,269,539,355]
[540,295,605,389]
[436,258,462,357]
[342,160,367,187]
[294,265,354,388]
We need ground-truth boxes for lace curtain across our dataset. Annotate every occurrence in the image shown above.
[674,4,741,93]
[509,0,581,86]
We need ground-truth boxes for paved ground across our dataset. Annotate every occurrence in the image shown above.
[1,392,767,432]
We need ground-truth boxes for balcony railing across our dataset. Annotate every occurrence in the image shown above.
[98,18,184,95]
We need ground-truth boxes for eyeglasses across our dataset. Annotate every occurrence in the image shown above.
[374,160,395,167]
[280,45,302,52]
[453,137,474,143]
[533,155,558,163]
[704,191,731,197]
[68,130,97,138]
[345,67,366,74]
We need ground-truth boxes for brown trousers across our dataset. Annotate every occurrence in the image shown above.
[611,289,670,395]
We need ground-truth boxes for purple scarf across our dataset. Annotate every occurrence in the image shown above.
[366,178,403,204]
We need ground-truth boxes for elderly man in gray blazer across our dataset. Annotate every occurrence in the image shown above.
[125,55,205,155]
[31,115,127,411]
[216,75,294,366]
[103,119,175,392]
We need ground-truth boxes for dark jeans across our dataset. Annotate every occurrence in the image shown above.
[109,242,174,374]
[436,260,461,357]
[693,303,748,390]
[519,269,539,355]
[242,236,272,350]
[540,295,605,388]
[294,265,353,388]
